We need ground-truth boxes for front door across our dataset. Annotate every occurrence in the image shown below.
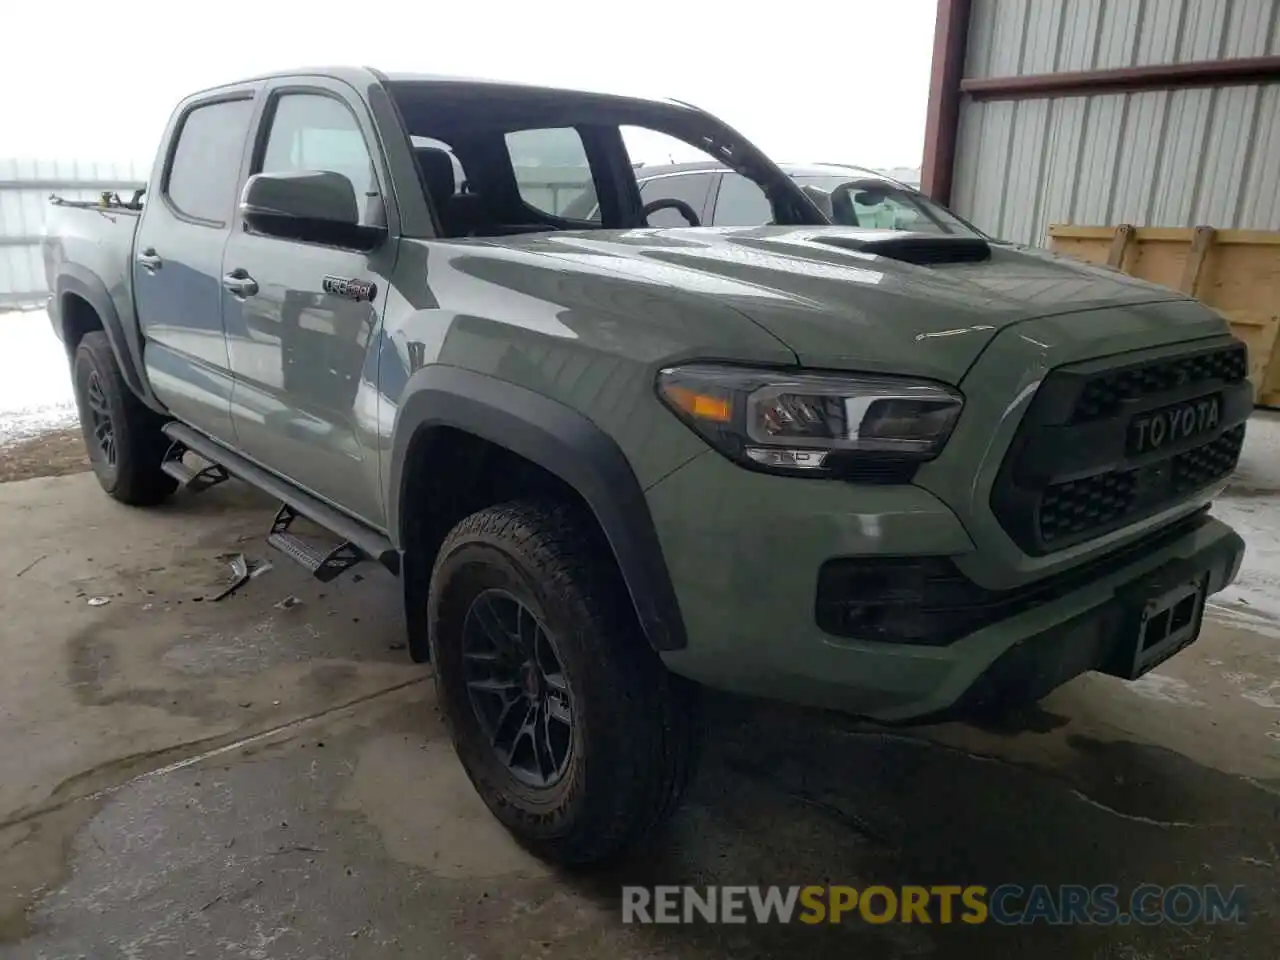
[221,81,396,528]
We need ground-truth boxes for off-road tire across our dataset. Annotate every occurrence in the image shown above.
[72,332,177,506]
[428,499,697,865]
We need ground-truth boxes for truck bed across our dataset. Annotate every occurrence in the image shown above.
[42,196,141,348]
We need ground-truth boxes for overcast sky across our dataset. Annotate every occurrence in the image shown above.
[4,0,936,170]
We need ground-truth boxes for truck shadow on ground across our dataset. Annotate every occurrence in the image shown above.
[559,694,1279,959]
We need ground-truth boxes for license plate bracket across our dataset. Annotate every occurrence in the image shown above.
[1112,573,1208,680]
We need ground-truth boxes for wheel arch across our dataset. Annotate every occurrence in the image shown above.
[54,266,164,412]
[389,366,687,653]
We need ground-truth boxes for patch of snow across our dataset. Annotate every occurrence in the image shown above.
[1241,686,1280,709]
[1205,598,1280,642]
[1216,671,1280,709]
[1123,672,1206,706]
[1210,412,1280,633]
[0,308,77,446]
[1222,671,1262,685]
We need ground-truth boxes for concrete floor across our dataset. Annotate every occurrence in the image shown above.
[0,472,1277,959]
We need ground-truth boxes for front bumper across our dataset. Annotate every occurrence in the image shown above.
[646,450,1244,722]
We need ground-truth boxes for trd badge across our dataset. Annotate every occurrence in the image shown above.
[323,276,378,302]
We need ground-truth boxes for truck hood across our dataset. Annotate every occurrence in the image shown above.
[500,226,1193,383]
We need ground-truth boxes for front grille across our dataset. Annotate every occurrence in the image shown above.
[1173,424,1246,489]
[992,341,1249,555]
[1073,347,1248,422]
[815,510,1211,645]
[1039,425,1244,546]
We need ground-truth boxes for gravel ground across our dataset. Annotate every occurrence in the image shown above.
[0,427,89,483]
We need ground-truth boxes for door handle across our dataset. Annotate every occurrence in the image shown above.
[222,269,259,299]
[136,249,162,271]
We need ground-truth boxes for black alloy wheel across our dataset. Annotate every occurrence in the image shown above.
[427,500,697,865]
[462,588,574,788]
[83,369,117,468]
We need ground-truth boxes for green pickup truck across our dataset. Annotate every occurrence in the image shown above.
[43,67,1248,865]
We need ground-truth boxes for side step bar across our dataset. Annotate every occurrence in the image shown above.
[268,503,363,583]
[161,441,232,494]
[161,422,399,576]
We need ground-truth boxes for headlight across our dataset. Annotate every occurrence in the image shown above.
[656,364,963,478]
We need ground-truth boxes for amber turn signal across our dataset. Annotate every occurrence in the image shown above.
[659,383,733,423]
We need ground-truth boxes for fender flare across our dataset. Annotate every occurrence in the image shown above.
[55,265,163,411]
[388,365,687,651]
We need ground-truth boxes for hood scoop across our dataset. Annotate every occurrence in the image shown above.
[811,233,992,266]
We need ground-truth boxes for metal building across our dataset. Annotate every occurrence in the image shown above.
[0,158,146,310]
[922,0,1280,245]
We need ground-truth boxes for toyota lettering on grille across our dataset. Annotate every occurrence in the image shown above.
[1128,395,1221,456]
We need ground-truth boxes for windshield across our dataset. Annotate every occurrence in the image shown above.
[793,175,984,237]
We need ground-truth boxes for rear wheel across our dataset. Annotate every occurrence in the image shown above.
[428,500,696,865]
[72,332,176,505]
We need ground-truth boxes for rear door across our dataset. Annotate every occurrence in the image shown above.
[220,77,397,528]
[134,89,258,442]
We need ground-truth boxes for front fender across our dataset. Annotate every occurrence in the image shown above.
[388,364,687,651]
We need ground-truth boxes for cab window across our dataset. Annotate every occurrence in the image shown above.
[504,127,599,221]
[259,93,380,225]
[711,173,772,226]
[623,127,738,227]
[166,98,255,224]
[638,174,714,226]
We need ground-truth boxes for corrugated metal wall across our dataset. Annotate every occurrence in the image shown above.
[951,0,1280,244]
[1,158,147,311]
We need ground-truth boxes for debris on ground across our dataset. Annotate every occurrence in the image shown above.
[275,595,302,610]
[86,596,111,607]
[211,554,249,602]
[15,554,47,578]
[211,553,274,602]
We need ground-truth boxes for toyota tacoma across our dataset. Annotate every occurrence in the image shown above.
[43,67,1248,864]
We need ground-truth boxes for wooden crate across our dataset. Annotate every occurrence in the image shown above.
[1048,225,1280,406]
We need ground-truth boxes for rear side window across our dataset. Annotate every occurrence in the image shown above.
[504,127,599,221]
[713,173,773,226]
[639,174,714,226]
[165,98,255,224]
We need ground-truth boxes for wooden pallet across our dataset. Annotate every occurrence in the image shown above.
[1048,224,1280,407]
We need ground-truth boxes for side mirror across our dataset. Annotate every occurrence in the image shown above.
[240,171,387,251]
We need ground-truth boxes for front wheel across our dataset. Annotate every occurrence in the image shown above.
[427,500,697,865]
[72,332,176,505]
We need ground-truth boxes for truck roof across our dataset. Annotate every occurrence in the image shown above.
[194,65,693,113]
